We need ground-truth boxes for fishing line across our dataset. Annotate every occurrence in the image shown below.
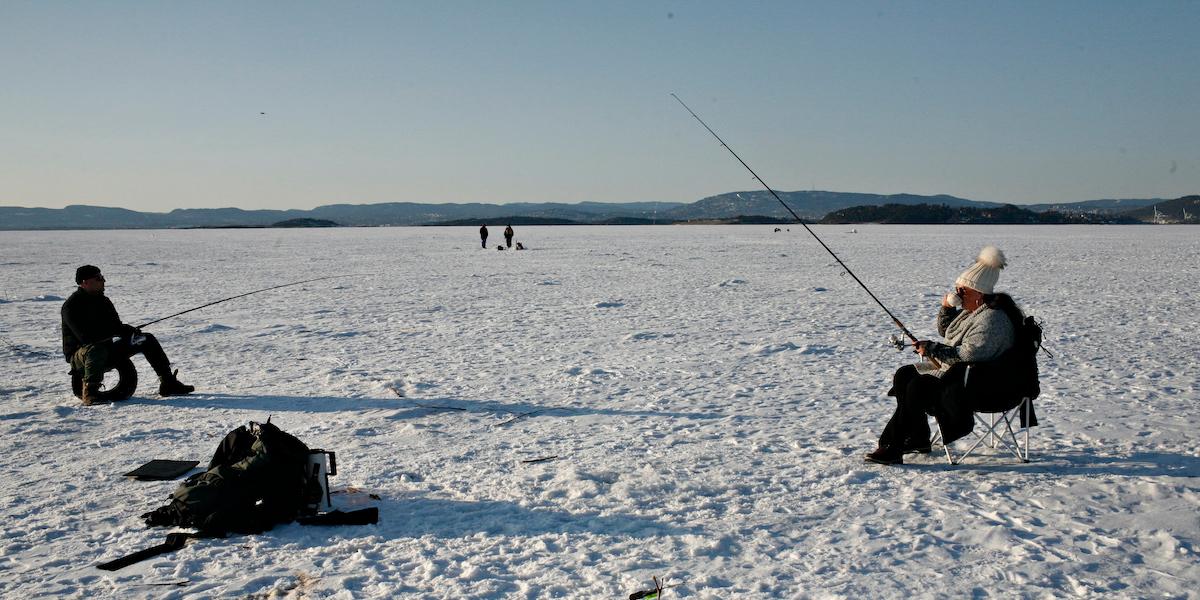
[671,93,925,347]
[136,274,359,329]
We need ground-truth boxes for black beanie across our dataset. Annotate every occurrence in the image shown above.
[75,265,101,284]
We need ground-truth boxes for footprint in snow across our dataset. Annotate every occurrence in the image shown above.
[197,324,234,333]
[594,301,624,308]
[844,470,879,484]
[750,342,801,356]
[627,332,676,341]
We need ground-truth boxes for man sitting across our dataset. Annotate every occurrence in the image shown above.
[61,265,194,405]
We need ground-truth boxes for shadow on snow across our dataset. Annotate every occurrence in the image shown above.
[141,393,724,423]
[906,449,1200,478]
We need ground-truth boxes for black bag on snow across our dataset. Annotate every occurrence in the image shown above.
[142,421,323,534]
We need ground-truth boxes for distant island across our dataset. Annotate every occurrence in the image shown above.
[1,192,1194,230]
[271,218,340,228]
[818,203,1143,225]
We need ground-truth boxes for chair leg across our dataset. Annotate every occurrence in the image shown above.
[933,400,1035,464]
[933,423,955,464]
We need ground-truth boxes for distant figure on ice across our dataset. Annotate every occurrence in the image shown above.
[479,225,488,249]
[61,265,194,405]
[865,246,1024,466]
[503,224,514,249]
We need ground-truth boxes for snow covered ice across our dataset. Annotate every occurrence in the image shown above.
[1,225,1197,598]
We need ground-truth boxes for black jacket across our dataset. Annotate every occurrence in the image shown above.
[61,288,130,360]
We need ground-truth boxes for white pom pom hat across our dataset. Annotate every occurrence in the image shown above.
[955,246,1007,294]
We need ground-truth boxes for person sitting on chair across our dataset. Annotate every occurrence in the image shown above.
[865,246,1016,465]
[62,265,194,405]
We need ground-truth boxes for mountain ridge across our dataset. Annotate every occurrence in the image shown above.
[0,192,1187,229]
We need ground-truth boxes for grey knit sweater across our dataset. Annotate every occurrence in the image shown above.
[915,304,1015,378]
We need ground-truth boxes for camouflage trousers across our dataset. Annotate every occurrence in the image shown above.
[71,333,172,383]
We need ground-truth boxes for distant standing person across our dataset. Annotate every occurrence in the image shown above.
[503,225,514,249]
[61,265,195,405]
[479,225,488,249]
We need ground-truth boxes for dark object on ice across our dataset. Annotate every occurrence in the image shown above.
[141,421,322,535]
[520,455,559,464]
[504,224,514,248]
[480,224,488,248]
[158,368,194,397]
[71,356,138,403]
[496,245,505,251]
[515,242,525,250]
[629,576,677,599]
[296,507,378,526]
[864,446,904,465]
[97,532,215,571]
[124,459,200,481]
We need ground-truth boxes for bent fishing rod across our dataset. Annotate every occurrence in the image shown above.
[671,93,932,356]
[136,274,357,329]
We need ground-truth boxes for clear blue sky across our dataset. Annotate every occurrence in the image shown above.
[2,1,1197,211]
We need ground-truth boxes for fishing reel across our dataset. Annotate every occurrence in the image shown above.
[888,334,911,352]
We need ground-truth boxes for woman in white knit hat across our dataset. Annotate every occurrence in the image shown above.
[865,246,1022,466]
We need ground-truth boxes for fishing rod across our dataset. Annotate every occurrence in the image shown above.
[136,274,356,329]
[671,93,931,354]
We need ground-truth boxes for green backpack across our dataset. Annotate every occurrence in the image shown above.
[142,421,321,534]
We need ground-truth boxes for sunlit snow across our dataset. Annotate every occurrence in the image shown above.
[1,225,1197,598]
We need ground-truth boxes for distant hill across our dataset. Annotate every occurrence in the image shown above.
[433,216,578,226]
[1024,198,1161,214]
[1,192,1192,229]
[1117,196,1200,223]
[820,203,1142,225]
[272,218,340,228]
[663,190,994,221]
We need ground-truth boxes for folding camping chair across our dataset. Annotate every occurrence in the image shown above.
[932,362,1038,465]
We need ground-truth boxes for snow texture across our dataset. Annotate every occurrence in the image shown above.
[1,225,1197,598]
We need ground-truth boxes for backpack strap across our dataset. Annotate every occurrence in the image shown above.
[96,532,211,571]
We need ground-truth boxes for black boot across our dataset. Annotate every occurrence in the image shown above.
[159,369,195,397]
[864,445,904,465]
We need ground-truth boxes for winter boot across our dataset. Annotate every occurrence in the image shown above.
[158,369,195,397]
[864,445,904,466]
[81,381,103,406]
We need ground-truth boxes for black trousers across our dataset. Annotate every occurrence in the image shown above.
[878,365,945,447]
[114,333,173,380]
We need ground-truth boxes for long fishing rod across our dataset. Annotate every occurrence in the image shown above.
[671,93,927,350]
[136,274,356,329]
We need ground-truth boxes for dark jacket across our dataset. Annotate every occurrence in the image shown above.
[61,288,130,361]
